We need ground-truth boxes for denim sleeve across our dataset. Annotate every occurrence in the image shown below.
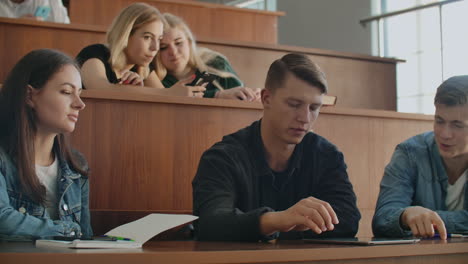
[192,148,276,241]
[372,144,414,237]
[436,208,468,233]
[79,178,93,237]
[0,171,81,239]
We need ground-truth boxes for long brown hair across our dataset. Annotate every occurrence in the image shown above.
[0,49,88,205]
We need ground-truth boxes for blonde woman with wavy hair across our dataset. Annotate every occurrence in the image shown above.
[156,13,260,100]
[76,3,205,97]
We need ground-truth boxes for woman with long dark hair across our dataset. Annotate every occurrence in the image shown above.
[0,49,92,240]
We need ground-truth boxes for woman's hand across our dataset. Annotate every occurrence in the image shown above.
[168,79,206,97]
[118,70,144,86]
[215,87,261,101]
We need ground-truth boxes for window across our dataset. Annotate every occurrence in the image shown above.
[376,0,467,114]
[198,0,277,11]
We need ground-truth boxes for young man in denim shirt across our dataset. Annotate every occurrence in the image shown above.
[373,76,468,239]
[192,53,360,241]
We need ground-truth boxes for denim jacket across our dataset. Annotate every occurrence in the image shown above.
[0,147,92,240]
[372,132,468,237]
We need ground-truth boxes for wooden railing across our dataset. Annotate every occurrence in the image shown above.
[0,17,401,110]
[68,0,284,44]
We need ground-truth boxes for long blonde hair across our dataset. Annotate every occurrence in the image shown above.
[155,13,240,85]
[107,3,166,77]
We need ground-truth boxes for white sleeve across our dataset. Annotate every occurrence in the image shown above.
[46,0,70,23]
[0,1,39,18]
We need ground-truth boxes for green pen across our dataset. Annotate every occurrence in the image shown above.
[101,235,135,242]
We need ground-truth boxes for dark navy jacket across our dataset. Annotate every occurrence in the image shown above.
[193,120,360,241]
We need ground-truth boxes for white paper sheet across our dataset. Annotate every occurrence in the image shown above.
[105,213,198,243]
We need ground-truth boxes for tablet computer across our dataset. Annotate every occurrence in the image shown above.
[303,237,420,246]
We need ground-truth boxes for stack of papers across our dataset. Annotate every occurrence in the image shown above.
[36,213,198,249]
[36,239,142,249]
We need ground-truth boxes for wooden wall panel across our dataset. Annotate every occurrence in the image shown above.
[68,0,281,44]
[0,18,399,111]
[0,19,105,84]
[313,113,433,237]
[76,100,261,210]
[202,43,398,110]
[71,90,433,236]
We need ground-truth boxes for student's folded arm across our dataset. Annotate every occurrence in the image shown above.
[192,147,274,241]
[304,148,361,238]
[0,171,81,239]
[80,59,170,95]
[372,144,416,237]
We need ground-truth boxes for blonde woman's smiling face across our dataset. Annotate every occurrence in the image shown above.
[159,28,191,76]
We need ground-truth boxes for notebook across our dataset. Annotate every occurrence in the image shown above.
[36,213,198,249]
[303,237,420,246]
[35,239,142,249]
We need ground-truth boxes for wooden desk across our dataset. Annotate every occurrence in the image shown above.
[69,90,433,237]
[1,239,467,264]
[68,0,284,44]
[0,17,401,110]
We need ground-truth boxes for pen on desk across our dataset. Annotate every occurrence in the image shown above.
[433,233,465,238]
[101,235,135,242]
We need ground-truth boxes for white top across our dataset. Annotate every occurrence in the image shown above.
[36,157,59,219]
[446,169,467,211]
[0,0,70,23]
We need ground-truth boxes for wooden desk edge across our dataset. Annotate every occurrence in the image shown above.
[81,89,434,121]
[1,240,467,264]
[0,18,402,64]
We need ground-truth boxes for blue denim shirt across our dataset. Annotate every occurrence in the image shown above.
[372,132,468,237]
[0,147,92,240]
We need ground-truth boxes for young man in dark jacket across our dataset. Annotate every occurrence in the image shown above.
[192,53,361,241]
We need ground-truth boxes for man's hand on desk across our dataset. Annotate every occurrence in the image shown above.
[259,197,339,236]
[400,206,447,239]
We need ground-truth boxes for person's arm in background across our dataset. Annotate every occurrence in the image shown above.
[0,1,41,20]
[206,55,261,101]
[80,59,205,97]
[145,70,207,97]
[48,0,70,23]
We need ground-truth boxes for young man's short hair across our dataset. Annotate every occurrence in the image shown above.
[264,53,328,94]
[434,75,468,106]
